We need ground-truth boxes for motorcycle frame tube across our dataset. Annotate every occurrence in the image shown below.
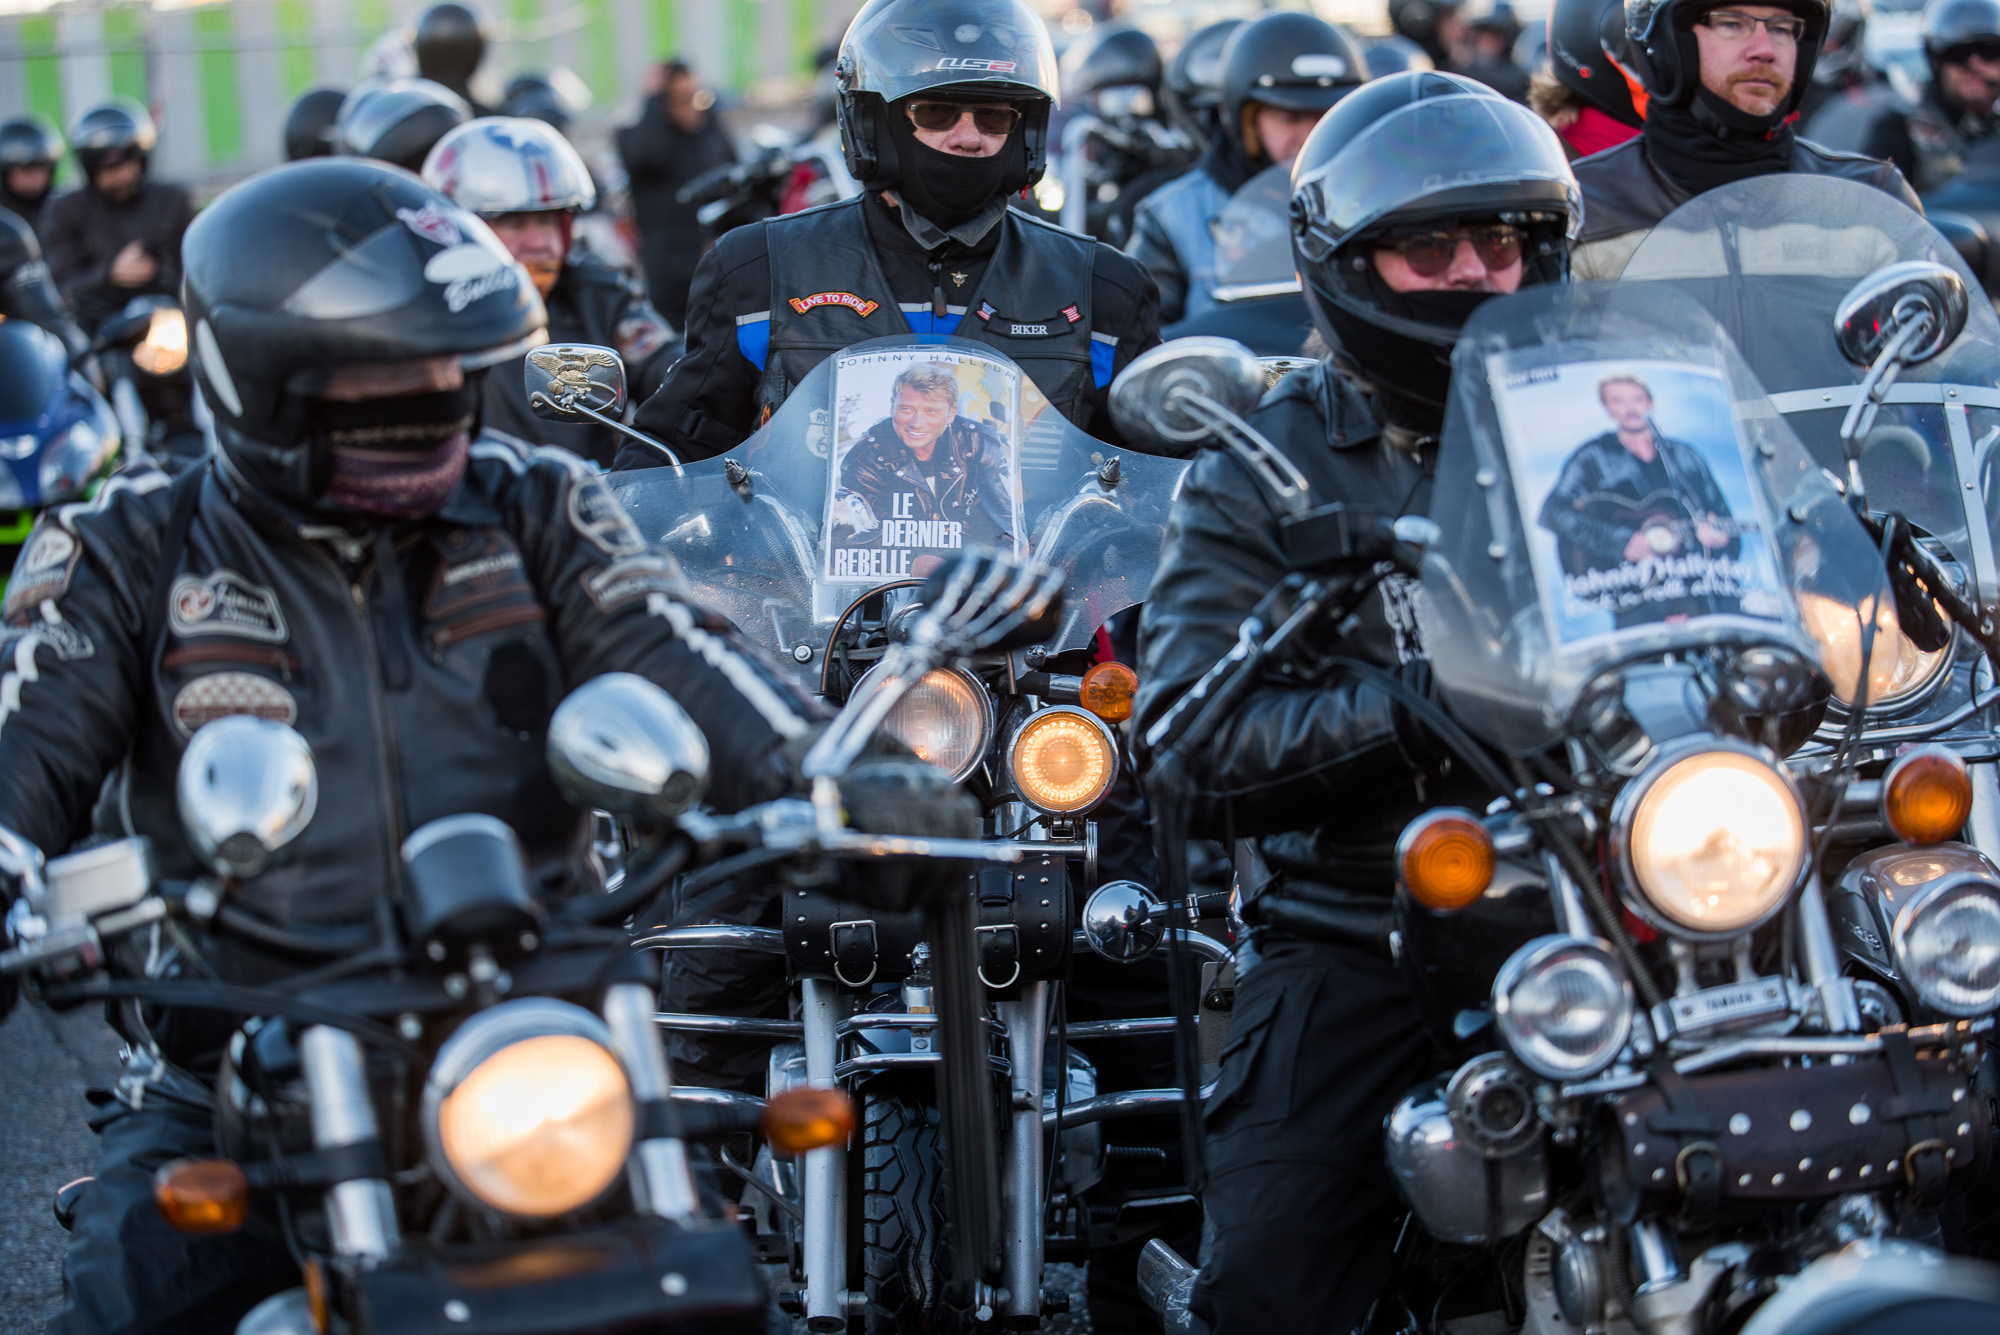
[298,1025,398,1259]
[603,980,700,1221]
[800,977,852,1331]
[997,982,1049,1321]
[1968,761,2000,864]
[1797,875,1864,1033]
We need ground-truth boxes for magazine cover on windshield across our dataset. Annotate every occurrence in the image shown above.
[823,346,1025,583]
[1494,358,1787,647]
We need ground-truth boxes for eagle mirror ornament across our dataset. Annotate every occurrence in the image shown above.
[527,343,628,421]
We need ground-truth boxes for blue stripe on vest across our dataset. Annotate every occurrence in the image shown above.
[1090,337,1115,388]
[906,311,964,339]
[737,315,771,370]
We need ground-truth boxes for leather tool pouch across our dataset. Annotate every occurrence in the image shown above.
[1601,1033,1985,1227]
[783,849,1072,989]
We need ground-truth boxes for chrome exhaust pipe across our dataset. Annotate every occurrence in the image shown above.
[1138,1238,1198,1334]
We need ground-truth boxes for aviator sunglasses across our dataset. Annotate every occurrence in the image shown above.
[1375,224,1524,277]
[905,100,1023,136]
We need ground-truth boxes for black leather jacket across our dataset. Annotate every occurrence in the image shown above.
[1570,135,1921,278]
[1133,362,1488,938]
[839,413,1012,546]
[482,257,677,468]
[43,178,198,331]
[0,442,817,975]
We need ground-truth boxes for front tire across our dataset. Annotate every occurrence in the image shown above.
[859,1082,960,1334]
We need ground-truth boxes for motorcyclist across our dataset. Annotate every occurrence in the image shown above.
[615,0,1162,467]
[1529,0,1648,157]
[502,72,579,132]
[1159,17,1244,151]
[414,0,497,113]
[1459,0,1535,98]
[1797,0,1875,123]
[1364,34,1438,78]
[1060,24,1191,246]
[422,117,675,467]
[0,205,90,363]
[0,112,63,244]
[0,157,819,1333]
[1127,12,1366,324]
[1132,70,1581,1333]
[1569,0,1919,277]
[42,99,196,333]
[1850,0,2000,189]
[335,76,471,171]
[1392,0,1470,67]
[282,85,348,160]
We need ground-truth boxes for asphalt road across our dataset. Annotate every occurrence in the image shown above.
[0,1004,123,1334]
[0,1005,1096,1335]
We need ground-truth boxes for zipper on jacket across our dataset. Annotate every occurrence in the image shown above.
[929,258,946,322]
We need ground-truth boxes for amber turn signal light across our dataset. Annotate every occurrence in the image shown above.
[1080,661,1139,723]
[1398,808,1496,911]
[1883,746,1972,846]
[763,1087,857,1154]
[153,1158,249,1234]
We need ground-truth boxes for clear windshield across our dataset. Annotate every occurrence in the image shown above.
[612,336,1187,692]
[1210,164,1298,299]
[1420,283,1897,753]
[1621,175,2000,610]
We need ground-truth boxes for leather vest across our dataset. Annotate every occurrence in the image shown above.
[747,196,1109,426]
[1130,167,1232,322]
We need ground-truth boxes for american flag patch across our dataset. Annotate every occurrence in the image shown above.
[1061,304,1081,323]
[977,301,997,321]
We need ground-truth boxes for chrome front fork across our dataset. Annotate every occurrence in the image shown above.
[603,980,701,1220]
[801,977,854,1331]
[297,1026,398,1259]
[997,981,1050,1322]
[1968,759,2000,862]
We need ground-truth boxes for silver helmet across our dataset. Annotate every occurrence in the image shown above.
[421,116,596,216]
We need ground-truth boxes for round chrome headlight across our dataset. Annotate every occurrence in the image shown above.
[1893,878,2000,1017]
[422,999,635,1218]
[1008,706,1119,815]
[860,664,993,783]
[1614,741,1806,938]
[1492,936,1634,1080]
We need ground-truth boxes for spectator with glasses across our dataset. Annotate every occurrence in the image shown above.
[616,0,1160,467]
[1568,0,1918,276]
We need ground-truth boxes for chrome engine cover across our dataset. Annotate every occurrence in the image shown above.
[1385,1078,1549,1245]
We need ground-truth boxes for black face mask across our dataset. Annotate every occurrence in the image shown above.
[881,104,1024,230]
[307,378,482,517]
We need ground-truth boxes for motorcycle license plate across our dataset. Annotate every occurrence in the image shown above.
[1664,977,1788,1036]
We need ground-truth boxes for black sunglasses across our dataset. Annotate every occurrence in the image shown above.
[1375,225,1525,277]
[905,101,1022,136]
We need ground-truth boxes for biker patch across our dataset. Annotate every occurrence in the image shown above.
[29,616,93,662]
[787,292,879,318]
[425,532,538,626]
[169,571,288,644]
[567,475,646,557]
[582,552,690,612]
[2,524,80,622]
[171,672,298,738]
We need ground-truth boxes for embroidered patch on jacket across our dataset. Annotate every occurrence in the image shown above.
[788,292,880,317]
[1005,321,1054,337]
[976,301,997,322]
[615,311,673,362]
[583,553,691,612]
[172,672,298,737]
[2,524,81,622]
[567,474,647,557]
[169,571,289,643]
[1062,305,1081,323]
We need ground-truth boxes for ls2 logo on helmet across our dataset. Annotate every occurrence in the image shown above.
[936,57,1017,73]
[789,292,880,318]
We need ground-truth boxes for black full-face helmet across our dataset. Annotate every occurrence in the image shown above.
[1548,0,1646,125]
[1625,0,1830,112]
[414,2,490,92]
[1365,35,1439,78]
[1924,0,2000,71]
[0,114,63,175]
[284,87,349,161]
[1391,0,1469,66]
[1163,18,1244,148]
[182,158,545,507]
[1064,24,1164,98]
[1291,72,1580,414]
[336,78,472,171]
[70,98,156,179]
[1221,12,1368,158]
[834,0,1060,193]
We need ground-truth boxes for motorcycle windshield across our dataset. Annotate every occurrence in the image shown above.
[1210,164,1298,302]
[612,335,1188,692]
[1421,282,1896,753]
[1621,175,2000,609]
[0,320,64,426]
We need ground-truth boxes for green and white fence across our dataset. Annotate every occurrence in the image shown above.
[0,0,861,189]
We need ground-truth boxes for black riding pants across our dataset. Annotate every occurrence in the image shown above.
[1188,936,1437,1335]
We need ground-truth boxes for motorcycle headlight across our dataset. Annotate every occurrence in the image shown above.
[861,664,993,783]
[422,999,635,1218]
[37,419,112,503]
[1614,742,1806,937]
[1008,705,1119,815]
[1893,877,2000,1017]
[132,307,188,377]
[1492,936,1634,1080]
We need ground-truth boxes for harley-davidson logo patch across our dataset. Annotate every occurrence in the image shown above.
[788,292,880,317]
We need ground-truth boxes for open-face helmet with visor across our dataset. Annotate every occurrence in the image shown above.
[1924,0,2000,71]
[834,0,1060,193]
[1624,0,1830,112]
[70,99,156,179]
[422,117,596,216]
[1291,71,1580,413]
[182,158,545,508]
[1221,12,1368,157]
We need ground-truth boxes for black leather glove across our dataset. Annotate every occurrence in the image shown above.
[835,758,982,914]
